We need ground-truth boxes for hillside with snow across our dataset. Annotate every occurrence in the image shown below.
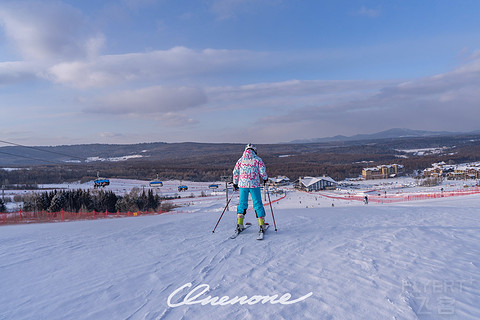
[1,180,480,319]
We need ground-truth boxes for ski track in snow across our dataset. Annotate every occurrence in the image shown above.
[1,185,480,320]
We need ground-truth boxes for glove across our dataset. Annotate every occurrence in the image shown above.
[233,184,239,191]
[263,179,268,186]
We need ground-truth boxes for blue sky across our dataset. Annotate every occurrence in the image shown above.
[1,0,479,145]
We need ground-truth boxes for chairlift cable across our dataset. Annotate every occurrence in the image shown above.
[0,150,62,165]
[0,139,86,162]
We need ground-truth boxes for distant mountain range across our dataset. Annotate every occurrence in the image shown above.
[289,128,480,143]
[2,128,480,167]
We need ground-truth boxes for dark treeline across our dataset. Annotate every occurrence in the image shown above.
[20,189,166,213]
[0,158,379,185]
[0,153,478,186]
[2,137,480,185]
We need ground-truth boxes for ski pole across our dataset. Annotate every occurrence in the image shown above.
[266,187,277,232]
[212,189,236,233]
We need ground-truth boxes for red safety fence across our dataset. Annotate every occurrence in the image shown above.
[265,192,287,206]
[315,186,480,203]
[0,209,166,225]
[243,192,287,212]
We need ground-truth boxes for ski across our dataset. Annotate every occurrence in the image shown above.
[257,224,270,240]
[230,222,252,239]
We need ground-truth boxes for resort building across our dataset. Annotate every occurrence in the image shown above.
[298,176,338,191]
[362,164,404,180]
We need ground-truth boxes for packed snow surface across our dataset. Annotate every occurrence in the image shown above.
[1,181,480,320]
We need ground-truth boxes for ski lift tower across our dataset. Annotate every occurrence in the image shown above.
[220,175,232,211]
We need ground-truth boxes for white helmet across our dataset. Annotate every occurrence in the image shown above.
[245,143,257,154]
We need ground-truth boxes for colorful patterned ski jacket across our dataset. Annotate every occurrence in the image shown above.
[232,149,268,188]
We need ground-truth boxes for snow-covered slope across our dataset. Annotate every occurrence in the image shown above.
[1,190,480,320]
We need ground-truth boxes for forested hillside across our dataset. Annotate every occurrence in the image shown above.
[2,134,480,185]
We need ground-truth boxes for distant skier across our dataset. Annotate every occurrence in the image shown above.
[364,195,368,204]
[232,143,268,233]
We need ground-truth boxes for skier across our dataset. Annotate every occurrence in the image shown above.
[232,143,268,234]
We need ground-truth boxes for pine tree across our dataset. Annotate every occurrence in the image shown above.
[0,198,6,212]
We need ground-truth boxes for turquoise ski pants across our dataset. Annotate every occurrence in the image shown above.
[237,187,266,218]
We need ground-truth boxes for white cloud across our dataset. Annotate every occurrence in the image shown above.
[99,132,126,139]
[47,46,266,88]
[356,6,380,18]
[85,85,208,115]
[154,112,198,127]
[251,53,480,136]
[210,0,256,19]
[0,61,43,85]
[209,0,279,20]
[206,79,392,104]
[0,1,104,61]
[77,49,479,135]
[122,0,159,9]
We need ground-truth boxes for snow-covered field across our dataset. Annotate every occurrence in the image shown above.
[1,179,480,319]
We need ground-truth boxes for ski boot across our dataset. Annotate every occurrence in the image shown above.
[236,214,245,232]
[258,217,266,233]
